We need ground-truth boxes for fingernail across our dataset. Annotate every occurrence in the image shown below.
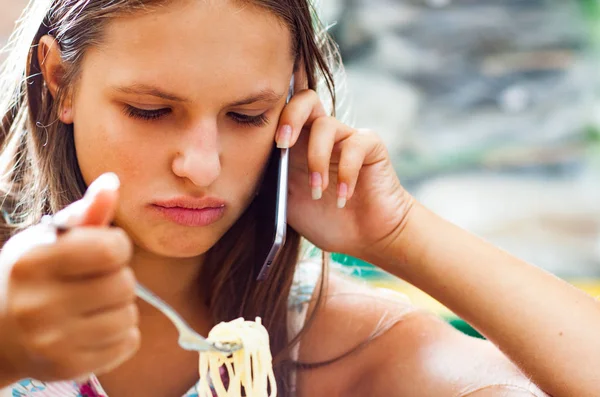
[277,125,292,149]
[310,172,322,200]
[85,172,120,199]
[337,182,348,209]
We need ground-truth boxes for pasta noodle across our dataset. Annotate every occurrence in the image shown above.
[197,317,276,397]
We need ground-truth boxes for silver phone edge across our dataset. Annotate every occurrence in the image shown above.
[256,76,294,281]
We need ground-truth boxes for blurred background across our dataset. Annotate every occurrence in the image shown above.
[318,0,600,333]
[2,0,600,335]
[0,2,23,61]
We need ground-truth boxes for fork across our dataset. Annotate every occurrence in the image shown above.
[134,283,242,354]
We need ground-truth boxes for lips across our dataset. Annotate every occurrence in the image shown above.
[151,196,227,227]
[153,196,227,210]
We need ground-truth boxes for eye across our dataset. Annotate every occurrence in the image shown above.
[123,105,171,121]
[228,112,269,127]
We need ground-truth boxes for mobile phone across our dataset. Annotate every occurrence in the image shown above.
[256,76,295,281]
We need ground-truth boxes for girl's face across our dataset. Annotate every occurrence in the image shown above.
[70,0,294,258]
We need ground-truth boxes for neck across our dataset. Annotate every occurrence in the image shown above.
[129,246,206,317]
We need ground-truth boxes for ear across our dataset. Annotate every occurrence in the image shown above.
[38,35,73,124]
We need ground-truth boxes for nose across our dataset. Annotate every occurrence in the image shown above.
[172,120,221,187]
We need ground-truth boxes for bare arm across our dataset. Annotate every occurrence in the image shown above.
[296,274,546,397]
[365,202,600,397]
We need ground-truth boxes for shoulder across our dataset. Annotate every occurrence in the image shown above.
[295,272,548,397]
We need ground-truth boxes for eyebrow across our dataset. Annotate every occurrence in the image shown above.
[113,84,284,106]
[228,89,284,107]
[114,84,188,102]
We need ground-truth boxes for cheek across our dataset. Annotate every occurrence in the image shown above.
[223,132,274,200]
[72,103,158,189]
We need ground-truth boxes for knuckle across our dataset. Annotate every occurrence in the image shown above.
[359,129,387,151]
[114,268,137,301]
[28,331,61,353]
[24,331,65,364]
[11,307,39,331]
[307,154,330,171]
[344,135,369,156]
[99,328,140,372]
[89,323,118,343]
[100,328,140,371]
[9,257,36,281]
[342,146,363,163]
[9,296,46,330]
[297,88,316,100]
[312,115,337,131]
[125,303,140,326]
[102,267,136,305]
[124,327,141,352]
[112,228,133,259]
[5,242,51,282]
[307,89,323,106]
[363,130,382,145]
[97,243,120,267]
[345,132,365,147]
[97,235,126,267]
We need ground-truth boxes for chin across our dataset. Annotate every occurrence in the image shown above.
[152,237,219,258]
[126,229,219,259]
[116,213,229,258]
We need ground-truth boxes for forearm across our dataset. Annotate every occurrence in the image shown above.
[366,202,600,397]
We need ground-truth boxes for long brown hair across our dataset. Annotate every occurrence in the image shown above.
[0,0,340,394]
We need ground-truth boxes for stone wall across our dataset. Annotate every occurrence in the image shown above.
[322,0,592,167]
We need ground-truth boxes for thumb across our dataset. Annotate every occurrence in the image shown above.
[53,172,121,228]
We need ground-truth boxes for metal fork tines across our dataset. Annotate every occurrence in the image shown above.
[134,283,242,353]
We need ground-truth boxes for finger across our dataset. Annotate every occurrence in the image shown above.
[336,135,368,208]
[275,89,327,149]
[19,227,133,280]
[62,267,136,316]
[79,172,121,227]
[307,117,356,194]
[53,172,120,228]
[71,303,139,349]
[0,222,60,274]
[11,267,136,335]
[79,327,140,375]
[55,228,132,280]
[306,116,355,196]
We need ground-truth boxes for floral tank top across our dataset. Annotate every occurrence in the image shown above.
[3,259,322,397]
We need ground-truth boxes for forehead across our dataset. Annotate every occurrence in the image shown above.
[83,0,294,98]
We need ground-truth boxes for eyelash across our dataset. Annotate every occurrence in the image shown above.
[123,105,269,127]
[123,105,171,121]
[227,112,269,127]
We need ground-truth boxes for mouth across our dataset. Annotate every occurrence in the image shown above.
[151,197,227,227]
[151,205,226,227]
